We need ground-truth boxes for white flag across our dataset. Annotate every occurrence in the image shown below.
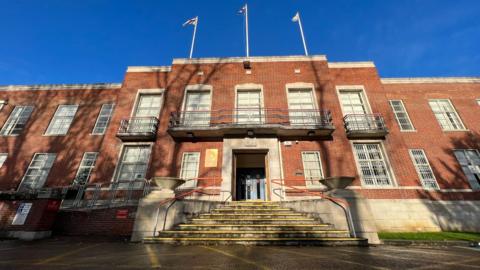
[238,4,247,14]
[183,16,198,27]
[292,12,300,22]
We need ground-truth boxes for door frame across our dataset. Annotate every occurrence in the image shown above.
[232,149,269,201]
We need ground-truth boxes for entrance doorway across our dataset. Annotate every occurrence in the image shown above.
[234,152,267,201]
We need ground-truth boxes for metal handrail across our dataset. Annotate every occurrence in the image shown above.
[169,108,333,128]
[343,113,386,132]
[118,116,159,134]
[271,178,356,238]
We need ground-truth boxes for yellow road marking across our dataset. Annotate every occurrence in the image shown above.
[202,246,271,270]
[35,243,102,265]
[145,244,161,268]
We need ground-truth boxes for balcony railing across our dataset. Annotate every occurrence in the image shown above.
[343,113,388,138]
[168,108,334,138]
[117,117,159,141]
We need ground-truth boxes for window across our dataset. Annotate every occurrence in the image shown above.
[453,150,480,190]
[390,100,414,131]
[134,94,162,117]
[288,89,318,125]
[409,149,439,189]
[45,105,78,135]
[179,152,200,188]
[236,89,263,124]
[353,143,393,186]
[0,100,5,111]
[339,90,368,115]
[73,152,98,185]
[183,91,211,126]
[92,104,115,134]
[0,106,34,136]
[0,153,7,168]
[301,151,324,188]
[477,99,480,106]
[116,145,151,183]
[428,99,465,131]
[19,153,56,191]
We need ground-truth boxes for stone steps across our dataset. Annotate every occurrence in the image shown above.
[157,230,351,238]
[190,218,317,225]
[144,237,368,246]
[177,224,334,231]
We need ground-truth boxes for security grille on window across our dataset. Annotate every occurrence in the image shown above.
[116,146,151,183]
[19,153,56,191]
[0,106,34,136]
[92,104,115,134]
[179,152,200,189]
[237,90,263,124]
[301,151,324,188]
[288,89,317,125]
[183,91,211,126]
[409,149,439,189]
[45,105,79,135]
[390,100,414,131]
[73,152,98,185]
[453,149,480,190]
[0,153,7,168]
[428,99,465,131]
[353,143,393,186]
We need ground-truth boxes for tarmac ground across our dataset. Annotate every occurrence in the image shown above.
[0,237,479,269]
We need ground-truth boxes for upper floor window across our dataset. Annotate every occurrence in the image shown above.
[73,152,98,185]
[179,152,200,189]
[477,99,480,106]
[0,105,34,136]
[453,149,480,190]
[19,153,56,191]
[134,94,162,118]
[353,143,393,187]
[288,88,317,125]
[428,99,465,131]
[339,90,369,115]
[0,153,7,168]
[389,100,414,131]
[0,100,5,111]
[236,89,263,124]
[92,104,115,135]
[301,151,324,188]
[409,149,439,189]
[45,105,78,135]
[115,145,151,183]
[182,90,211,126]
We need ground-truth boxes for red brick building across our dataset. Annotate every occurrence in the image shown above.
[0,55,479,239]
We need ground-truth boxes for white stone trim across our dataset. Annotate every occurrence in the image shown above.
[0,83,121,92]
[126,66,172,73]
[328,62,375,68]
[347,185,475,192]
[173,55,327,64]
[381,77,480,84]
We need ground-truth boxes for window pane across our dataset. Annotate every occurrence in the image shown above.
[92,104,115,134]
[0,106,34,136]
[0,153,7,168]
[73,152,98,185]
[116,146,151,183]
[390,100,414,131]
[45,105,78,135]
[409,149,439,189]
[428,100,464,131]
[19,153,56,190]
[353,144,392,186]
[454,150,480,190]
[135,94,162,117]
[179,152,200,188]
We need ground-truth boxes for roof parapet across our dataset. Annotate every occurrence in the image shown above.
[381,77,480,84]
[127,66,172,73]
[328,62,375,68]
[0,83,122,92]
[172,55,327,64]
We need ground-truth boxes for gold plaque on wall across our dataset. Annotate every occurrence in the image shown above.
[205,149,218,167]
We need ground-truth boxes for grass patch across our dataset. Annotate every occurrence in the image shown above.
[378,232,480,242]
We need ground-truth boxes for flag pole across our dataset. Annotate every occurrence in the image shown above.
[245,4,250,58]
[189,16,198,59]
[295,12,309,56]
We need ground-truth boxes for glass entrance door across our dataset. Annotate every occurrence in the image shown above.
[236,168,266,200]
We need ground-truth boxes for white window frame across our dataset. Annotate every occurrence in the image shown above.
[92,103,115,135]
[45,104,79,135]
[0,153,7,168]
[0,105,34,136]
[428,99,466,131]
[301,151,325,189]
[113,144,153,185]
[350,141,397,188]
[453,149,480,190]
[179,152,201,189]
[0,100,5,111]
[235,83,264,124]
[130,89,164,118]
[476,99,480,106]
[73,152,99,185]
[408,149,439,189]
[181,85,213,126]
[336,85,373,116]
[18,153,56,191]
[389,100,415,131]
[286,83,320,126]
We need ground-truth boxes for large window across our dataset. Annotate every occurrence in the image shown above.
[0,105,34,136]
[353,143,393,186]
[45,105,78,135]
[390,100,414,131]
[409,149,439,189]
[73,152,98,185]
[134,94,162,117]
[182,91,211,126]
[428,99,465,131]
[92,104,115,135]
[339,90,368,115]
[179,152,200,188]
[453,150,480,190]
[236,89,263,124]
[116,145,151,183]
[301,151,324,188]
[19,153,56,191]
[287,89,317,125]
[0,153,7,168]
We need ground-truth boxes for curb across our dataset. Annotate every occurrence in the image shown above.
[381,239,480,247]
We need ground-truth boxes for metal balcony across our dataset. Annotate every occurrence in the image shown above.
[343,114,388,139]
[117,117,159,141]
[168,108,334,139]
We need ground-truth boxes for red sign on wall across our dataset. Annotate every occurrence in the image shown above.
[116,209,128,219]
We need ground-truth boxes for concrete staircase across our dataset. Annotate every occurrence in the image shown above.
[144,201,367,246]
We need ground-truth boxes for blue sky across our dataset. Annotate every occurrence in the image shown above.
[0,0,479,85]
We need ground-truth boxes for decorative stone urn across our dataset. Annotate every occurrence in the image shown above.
[320,176,355,191]
[148,177,186,199]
